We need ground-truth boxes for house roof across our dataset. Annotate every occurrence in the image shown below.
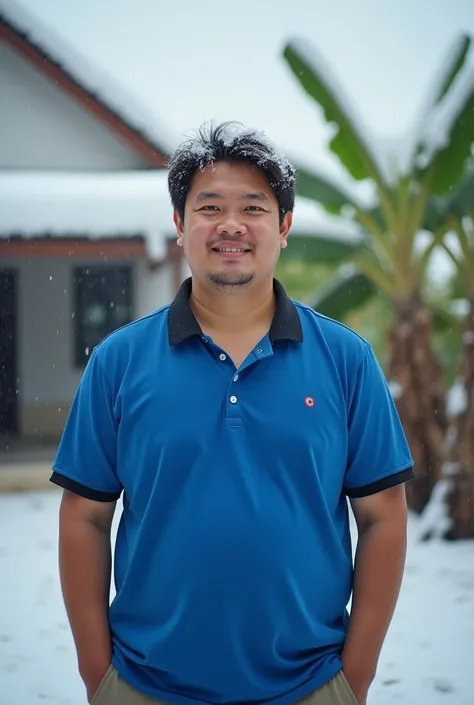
[0,0,179,167]
[0,170,175,260]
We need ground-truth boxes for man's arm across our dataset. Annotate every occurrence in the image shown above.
[342,484,408,703]
[59,489,116,701]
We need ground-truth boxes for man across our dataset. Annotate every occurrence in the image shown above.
[51,122,414,705]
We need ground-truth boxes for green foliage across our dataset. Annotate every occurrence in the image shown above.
[281,231,360,263]
[295,168,356,215]
[429,84,474,195]
[283,43,386,185]
[280,33,474,386]
[278,254,464,383]
[345,294,393,364]
[281,31,474,317]
[306,266,376,320]
[276,257,391,359]
[275,259,335,303]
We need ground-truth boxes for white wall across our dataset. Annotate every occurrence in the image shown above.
[0,40,147,171]
[135,259,175,319]
[4,255,177,438]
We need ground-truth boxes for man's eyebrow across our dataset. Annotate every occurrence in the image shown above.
[194,191,269,202]
[195,191,223,201]
[239,192,268,201]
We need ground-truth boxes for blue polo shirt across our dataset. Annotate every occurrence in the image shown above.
[51,278,413,705]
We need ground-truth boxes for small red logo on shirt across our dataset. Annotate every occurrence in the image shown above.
[305,396,315,408]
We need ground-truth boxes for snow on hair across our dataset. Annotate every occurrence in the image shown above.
[167,121,296,222]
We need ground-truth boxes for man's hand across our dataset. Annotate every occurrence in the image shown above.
[342,662,374,704]
[81,659,112,703]
[58,491,116,703]
[342,484,408,704]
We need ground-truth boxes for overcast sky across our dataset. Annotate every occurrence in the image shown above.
[16,0,474,185]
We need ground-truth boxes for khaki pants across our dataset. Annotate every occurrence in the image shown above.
[91,666,359,705]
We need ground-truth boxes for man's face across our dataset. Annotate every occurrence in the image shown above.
[174,161,292,290]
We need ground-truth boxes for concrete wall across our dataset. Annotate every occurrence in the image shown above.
[0,40,146,171]
[5,256,175,440]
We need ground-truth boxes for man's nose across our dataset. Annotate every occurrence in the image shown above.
[216,213,247,235]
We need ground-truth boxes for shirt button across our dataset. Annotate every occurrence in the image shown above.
[219,353,227,361]
[256,348,263,354]
[230,395,238,404]
[233,374,239,382]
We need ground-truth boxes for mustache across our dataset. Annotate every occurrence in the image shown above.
[208,236,255,250]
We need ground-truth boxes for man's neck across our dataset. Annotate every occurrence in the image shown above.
[189,279,276,335]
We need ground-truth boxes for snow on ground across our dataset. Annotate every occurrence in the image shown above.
[0,490,473,705]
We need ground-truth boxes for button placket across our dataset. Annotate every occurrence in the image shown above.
[225,370,242,427]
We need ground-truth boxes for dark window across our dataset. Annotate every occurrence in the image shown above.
[73,266,133,367]
[0,269,18,436]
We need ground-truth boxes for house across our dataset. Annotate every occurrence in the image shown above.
[0,2,185,445]
[0,3,364,451]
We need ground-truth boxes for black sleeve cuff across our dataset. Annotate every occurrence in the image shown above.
[49,471,122,502]
[344,466,415,498]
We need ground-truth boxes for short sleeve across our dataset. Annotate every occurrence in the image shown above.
[343,344,414,497]
[50,350,122,501]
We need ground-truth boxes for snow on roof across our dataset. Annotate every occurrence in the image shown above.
[0,0,180,159]
[0,171,175,260]
[0,170,361,259]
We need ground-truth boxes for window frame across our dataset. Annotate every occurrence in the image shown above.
[72,264,134,368]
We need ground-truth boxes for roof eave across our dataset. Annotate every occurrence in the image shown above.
[0,14,170,167]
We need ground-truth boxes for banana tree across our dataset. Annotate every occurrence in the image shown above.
[282,33,474,512]
[428,169,474,538]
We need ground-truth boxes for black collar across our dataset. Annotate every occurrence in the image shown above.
[167,278,303,347]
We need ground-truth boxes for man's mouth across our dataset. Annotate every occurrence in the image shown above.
[211,246,252,253]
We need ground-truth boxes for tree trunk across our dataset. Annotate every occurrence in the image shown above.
[445,298,474,540]
[387,297,447,513]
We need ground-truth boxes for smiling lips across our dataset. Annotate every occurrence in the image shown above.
[213,246,250,252]
[211,242,253,258]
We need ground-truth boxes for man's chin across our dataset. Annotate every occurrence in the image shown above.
[206,271,255,289]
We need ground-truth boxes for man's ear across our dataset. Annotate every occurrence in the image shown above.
[279,211,292,249]
[173,211,184,247]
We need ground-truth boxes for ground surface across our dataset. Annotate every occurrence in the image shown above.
[1,490,473,704]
